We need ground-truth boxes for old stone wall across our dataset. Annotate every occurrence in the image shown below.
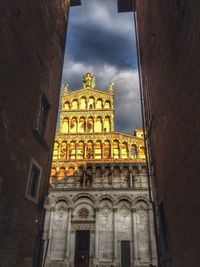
[136,1,200,266]
[0,0,70,266]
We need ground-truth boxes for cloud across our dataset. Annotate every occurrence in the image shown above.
[61,59,142,134]
[67,0,137,69]
[58,0,142,134]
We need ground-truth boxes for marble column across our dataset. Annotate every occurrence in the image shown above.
[94,207,99,264]
[65,207,72,262]
[47,207,55,258]
[113,206,118,263]
[132,207,139,265]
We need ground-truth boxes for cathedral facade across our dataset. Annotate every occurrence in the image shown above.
[43,73,157,267]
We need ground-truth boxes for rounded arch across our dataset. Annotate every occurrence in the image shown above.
[72,193,96,206]
[95,116,103,132]
[116,196,132,206]
[70,117,77,133]
[77,140,84,159]
[63,101,70,110]
[61,117,69,133]
[98,195,114,204]
[86,140,94,159]
[96,98,103,109]
[113,139,120,159]
[103,140,111,159]
[134,196,149,207]
[71,99,78,110]
[60,141,67,159]
[78,116,86,133]
[80,96,86,109]
[104,116,111,132]
[69,141,76,159]
[121,142,128,159]
[95,140,102,159]
[87,116,94,133]
[88,96,95,109]
[104,100,111,109]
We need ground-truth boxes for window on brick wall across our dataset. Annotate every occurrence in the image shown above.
[25,158,42,203]
[37,95,50,138]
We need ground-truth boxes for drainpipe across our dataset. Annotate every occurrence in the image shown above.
[132,1,160,266]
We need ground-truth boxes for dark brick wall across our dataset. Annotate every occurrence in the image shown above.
[136,1,200,266]
[0,0,70,266]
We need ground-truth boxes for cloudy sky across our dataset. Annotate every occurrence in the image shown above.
[60,0,142,134]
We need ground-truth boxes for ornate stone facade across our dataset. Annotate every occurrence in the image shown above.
[43,74,157,267]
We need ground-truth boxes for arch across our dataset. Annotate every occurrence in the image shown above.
[63,101,70,110]
[77,141,84,159]
[113,139,120,159]
[60,141,67,159]
[132,166,139,175]
[134,196,149,206]
[70,117,77,133]
[98,195,114,204]
[96,98,103,109]
[78,116,86,133]
[95,166,102,177]
[88,96,95,109]
[69,141,76,159]
[86,141,94,159]
[55,199,68,208]
[116,196,132,205]
[73,193,96,206]
[68,166,75,177]
[80,97,86,109]
[130,143,138,159]
[71,99,78,110]
[58,167,65,180]
[95,140,102,159]
[113,166,120,177]
[104,100,111,109]
[104,116,111,132]
[141,165,147,174]
[121,142,128,159]
[103,140,111,159]
[61,117,69,133]
[53,141,59,160]
[87,116,94,133]
[94,116,103,132]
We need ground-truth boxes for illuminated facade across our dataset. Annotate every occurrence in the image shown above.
[43,73,157,267]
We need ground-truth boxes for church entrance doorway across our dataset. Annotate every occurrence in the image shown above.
[121,240,131,267]
[74,230,90,267]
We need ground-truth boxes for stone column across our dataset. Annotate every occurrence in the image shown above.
[111,167,114,187]
[111,142,114,158]
[47,207,55,258]
[132,207,138,265]
[94,207,99,264]
[65,207,72,262]
[113,206,118,263]
[67,143,70,159]
[75,142,78,159]
[119,143,121,159]
[129,167,133,188]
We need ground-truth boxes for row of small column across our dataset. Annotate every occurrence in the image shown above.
[54,141,140,160]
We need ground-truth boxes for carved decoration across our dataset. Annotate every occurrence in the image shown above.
[78,208,89,219]
[56,205,68,217]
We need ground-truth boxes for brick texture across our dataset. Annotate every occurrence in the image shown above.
[136,1,200,266]
[0,0,70,266]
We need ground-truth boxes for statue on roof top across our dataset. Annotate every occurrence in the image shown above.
[83,73,96,89]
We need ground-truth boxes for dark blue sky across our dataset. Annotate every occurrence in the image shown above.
[61,0,142,134]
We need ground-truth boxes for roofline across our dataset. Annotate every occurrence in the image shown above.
[61,87,113,97]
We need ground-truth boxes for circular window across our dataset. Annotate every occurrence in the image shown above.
[78,208,89,219]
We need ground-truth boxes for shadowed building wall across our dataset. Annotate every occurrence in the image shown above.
[0,1,80,266]
[118,1,200,266]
